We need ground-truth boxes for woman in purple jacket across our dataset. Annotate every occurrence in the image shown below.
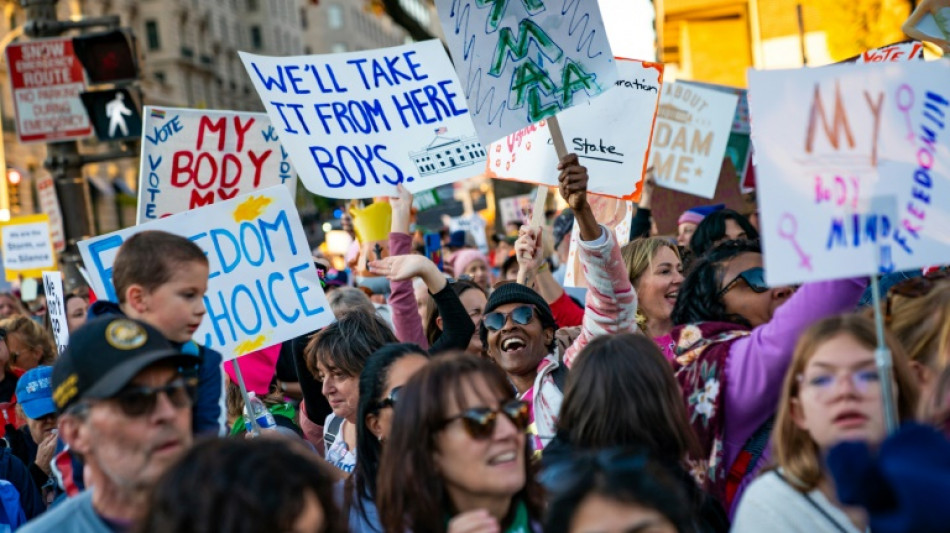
[669,240,866,516]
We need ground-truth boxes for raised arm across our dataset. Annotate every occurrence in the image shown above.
[555,153,639,368]
[515,224,583,328]
[386,185,429,349]
[629,170,655,240]
[902,2,950,54]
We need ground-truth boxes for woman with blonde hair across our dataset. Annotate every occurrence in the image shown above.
[621,237,684,358]
[0,315,56,371]
[732,314,919,532]
[885,272,950,414]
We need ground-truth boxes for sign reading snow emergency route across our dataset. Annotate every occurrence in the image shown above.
[5,38,92,143]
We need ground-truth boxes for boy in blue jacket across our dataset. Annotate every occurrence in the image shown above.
[87,230,225,435]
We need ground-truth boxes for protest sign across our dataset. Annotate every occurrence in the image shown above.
[564,194,633,288]
[0,214,57,281]
[650,157,749,235]
[240,40,485,199]
[436,0,618,145]
[136,107,298,223]
[78,186,334,360]
[42,271,68,355]
[486,59,663,201]
[856,42,925,63]
[650,82,738,199]
[36,174,65,252]
[498,194,532,228]
[748,60,950,286]
[681,81,753,187]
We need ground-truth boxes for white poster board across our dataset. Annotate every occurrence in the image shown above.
[487,58,663,200]
[748,60,950,286]
[650,82,738,198]
[36,175,65,252]
[564,196,634,288]
[137,107,298,223]
[42,271,68,355]
[240,40,485,199]
[436,0,619,145]
[0,214,57,281]
[79,186,334,360]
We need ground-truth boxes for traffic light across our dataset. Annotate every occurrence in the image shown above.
[6,168,21,215]
[72,29,139,84]
[80,87,142,142]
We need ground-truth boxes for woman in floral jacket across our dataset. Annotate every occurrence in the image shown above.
[669,239,866,517]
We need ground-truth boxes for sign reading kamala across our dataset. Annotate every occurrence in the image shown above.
[748,60,950,287]
[650,82,738,199]
[137,107,298,224]
[79,186,334,360]
[437,0,619,145]
[487,58,663,201]
[239,40,486,199]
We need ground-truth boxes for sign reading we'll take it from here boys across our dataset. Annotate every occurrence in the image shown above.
[436,0,619,145]
[136,107,297,224]
[240,40,486,199]
[78,186,334,360]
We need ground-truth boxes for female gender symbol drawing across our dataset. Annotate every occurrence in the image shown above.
[778,213,813,272]
[896,84,915,142]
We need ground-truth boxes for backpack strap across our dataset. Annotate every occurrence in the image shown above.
[324,416,344,448]
[550,362,568,392]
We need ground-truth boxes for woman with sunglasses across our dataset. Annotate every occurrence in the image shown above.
[884,271,950,415]
[621,237,685,358]
[669,240,867,516]
[732,314,919,532]
[377,352,542,533]
[379,185,479,355]
[347,343,429,532]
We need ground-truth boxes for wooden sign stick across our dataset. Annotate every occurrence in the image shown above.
[529,115,569,228]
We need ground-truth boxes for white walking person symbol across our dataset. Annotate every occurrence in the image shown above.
[105,92,132,137]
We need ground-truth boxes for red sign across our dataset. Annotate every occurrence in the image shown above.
[5,38,92,143]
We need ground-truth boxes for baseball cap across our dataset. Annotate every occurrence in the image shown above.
[16,366,55,420]
[51,317,200,413]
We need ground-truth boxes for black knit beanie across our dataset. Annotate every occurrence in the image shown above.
[479,283,558,348]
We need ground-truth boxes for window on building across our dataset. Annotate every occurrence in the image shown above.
[301,7,308,29]
[220,17,228,42]
[154,71,166,84]
[327,5,343,29]
[331,43,347,54]
[247,0,259,12]
[145,20,161,50]
[250,26,262,49]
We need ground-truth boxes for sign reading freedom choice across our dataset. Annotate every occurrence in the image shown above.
[79,186,334,360]
[136,107,298,223]
[240,40,486,199]
[5,38,92,143]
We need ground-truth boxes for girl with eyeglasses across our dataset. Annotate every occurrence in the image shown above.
[669,240,867,516]
[732,314,919,533]
[377,352,542,533]
[347,343,429,532]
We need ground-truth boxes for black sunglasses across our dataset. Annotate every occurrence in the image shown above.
[374,386,402,411]
[483,305,534,332]
[111,376,198,418]
[438,399,530,440]
[717,267,769,297]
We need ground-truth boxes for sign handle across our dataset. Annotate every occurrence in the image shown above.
[529,115,569,229]
[231,359,262,437]
[870,248,899,435]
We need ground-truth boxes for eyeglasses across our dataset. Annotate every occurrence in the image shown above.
[438,399,530,440]
[717,267,769,297]
[374,386,402,411]
[110,377,198,417]
[885,270,950,323]
[798,368,881,399]
[483,305,534,332]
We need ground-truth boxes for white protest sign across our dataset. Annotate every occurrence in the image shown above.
[650,82,738,199]
[437,0,619,145]
[42,271,68,355]
[240,40,485,199]
[487,58,663,200]
[748,60,950,286]
[136,107,298,224]
[78,186,334,360]
[564,195,634,288]
[0,214,57,281]
[36,174,65,252]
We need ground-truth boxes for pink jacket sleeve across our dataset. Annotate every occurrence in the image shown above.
[722,277,867,468]
[387,232,429,349]
[562,226,638,368]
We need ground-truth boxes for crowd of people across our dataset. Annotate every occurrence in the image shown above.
[0,153,946,533]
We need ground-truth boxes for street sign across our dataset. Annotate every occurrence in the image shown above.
[36,174,65,252]
[5,37,93,144]
[80,88,142,142]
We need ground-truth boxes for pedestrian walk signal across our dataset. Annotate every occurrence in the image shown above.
[80,88,142,141]
[72,30,139,85]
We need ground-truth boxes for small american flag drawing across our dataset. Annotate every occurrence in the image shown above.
[434,126,447,135]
